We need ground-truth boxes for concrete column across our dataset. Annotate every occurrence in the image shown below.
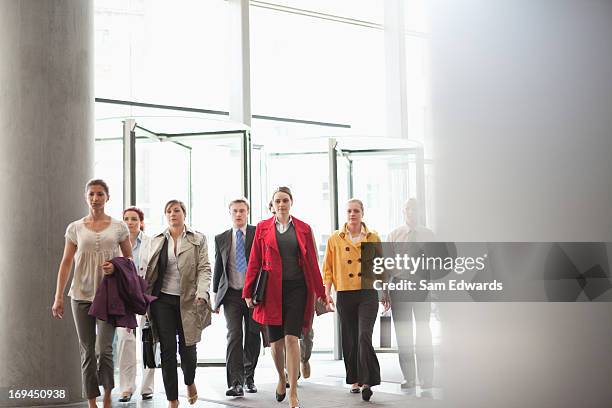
[228,0,252,127]
[0,1,94,406]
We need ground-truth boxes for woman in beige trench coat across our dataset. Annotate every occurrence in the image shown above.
[145,199,212,408]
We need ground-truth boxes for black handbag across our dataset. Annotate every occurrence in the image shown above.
[315,296,330,316]
[252,269,269,305]
[142,318,160,369]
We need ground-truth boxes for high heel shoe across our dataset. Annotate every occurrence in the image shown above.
[275,391,286,402]
[361,385,373,401]
[187,384,198,405]
[118,393,133,402]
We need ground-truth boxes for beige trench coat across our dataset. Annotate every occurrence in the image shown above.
[145,226,212,346]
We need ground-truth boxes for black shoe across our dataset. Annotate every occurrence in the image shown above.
[118,393,132,402]
[245,382,257,393]
[361,386,373,401]
[285,371,301,388]
[226,384,244,397]
[141,393,153,400]
[276,391,286,402]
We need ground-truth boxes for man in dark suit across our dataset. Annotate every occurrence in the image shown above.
[213,198,261,397]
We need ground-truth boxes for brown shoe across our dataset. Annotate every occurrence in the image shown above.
[301,361,310,379]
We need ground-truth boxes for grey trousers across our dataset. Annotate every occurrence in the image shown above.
[71,300,116,399]
[390,294,434,387]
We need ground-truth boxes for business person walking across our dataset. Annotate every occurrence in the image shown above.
[213,198,261,396]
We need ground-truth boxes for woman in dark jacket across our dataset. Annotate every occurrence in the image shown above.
[243,187,330,408]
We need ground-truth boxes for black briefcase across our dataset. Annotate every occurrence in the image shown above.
[252,269,269,305]
[142,318,160,369]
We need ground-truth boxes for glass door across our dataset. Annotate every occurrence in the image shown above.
[261,138,336,353]
[135,136,191,234]
[179,132,246,363]
[135,129,248,364]
[330,137,426,239]
[329,137,426,352]
[96,115,251,364]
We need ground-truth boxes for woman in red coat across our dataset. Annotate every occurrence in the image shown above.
[243,187,329,408]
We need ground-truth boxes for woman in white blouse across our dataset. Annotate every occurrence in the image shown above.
[117,206,155,402]
[52,179,132,408]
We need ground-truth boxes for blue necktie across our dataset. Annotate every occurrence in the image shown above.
[236,229,247,273]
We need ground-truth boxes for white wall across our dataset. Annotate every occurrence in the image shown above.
[429,2,612,407]
[430,0,612,242]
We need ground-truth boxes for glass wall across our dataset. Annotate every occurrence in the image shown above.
[256,0,384,24]
[93,139,124,218]
[93,0,432,358]
[250,6,386,136]
[95,0,229,110]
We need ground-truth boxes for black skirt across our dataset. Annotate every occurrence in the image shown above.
[267,279,307,343]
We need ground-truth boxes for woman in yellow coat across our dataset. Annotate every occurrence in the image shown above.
[323,198,389,401]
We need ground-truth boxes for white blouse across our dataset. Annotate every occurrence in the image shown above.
[65,217,129,302]
[161,228,185,296]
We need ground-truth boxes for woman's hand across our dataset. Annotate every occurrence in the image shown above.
[101,261,115,275]
[52,298,64,319]
[195,297,206,306]
[381,295,391,312]
[324,294,335,312]
[245,298,254,308]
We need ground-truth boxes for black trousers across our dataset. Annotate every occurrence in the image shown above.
[223,288,261,387]
[150,293,197,401]
[390,291,434,387]
[336,289,381,386]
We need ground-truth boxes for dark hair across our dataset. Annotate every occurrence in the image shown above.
[123,206,145,231]
[228,197,250,211]
[268,186,293,214]
[85,179,109,195]
[164,199,187,216]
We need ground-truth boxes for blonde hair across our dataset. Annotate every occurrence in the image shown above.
[228,197,250,211]
[347,198,364,214]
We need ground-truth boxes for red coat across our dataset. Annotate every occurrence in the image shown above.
[242,216,325,332]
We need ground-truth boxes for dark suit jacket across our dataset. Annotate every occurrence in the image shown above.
[213,224,256,310]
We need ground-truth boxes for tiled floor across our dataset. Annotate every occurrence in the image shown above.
[49,353,442,408]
